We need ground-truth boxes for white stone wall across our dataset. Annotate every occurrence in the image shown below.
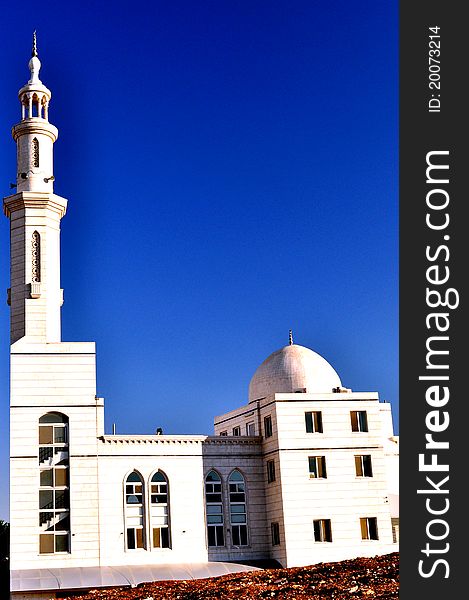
[5,193,67,344]
[274,396,396,567]
[9,340,101,570]
[97,436,208,566]
[214,393,398,567]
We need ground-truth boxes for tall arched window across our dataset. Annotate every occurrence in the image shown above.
[205,470,224,547]
[124,471,145,550]
[150,471,170,548]
[228,470,248,546]
[32,231,41,283]
[38,412,70,554]
[32,137,39,167]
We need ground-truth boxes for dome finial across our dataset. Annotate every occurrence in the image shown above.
[289,330,293,345]
[32,30,38,57]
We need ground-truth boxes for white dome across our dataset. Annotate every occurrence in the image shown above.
[248,344,342,403]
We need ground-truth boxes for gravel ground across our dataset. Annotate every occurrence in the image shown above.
[61,552,399,599]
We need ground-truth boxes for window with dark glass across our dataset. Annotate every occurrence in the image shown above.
[38,412,70,554]
[308,456,327,479]
[246,422,255,436]
[360,517,379,540]
[125,471,145,549]
[313,519,332,542]
[205,470,224,547]
[232,426,241,436]
[267,460,276,483]
[355,455,373,477]
[351,411,368,432]
[150,471,170,548]
[264,415,272,438]
[228,470,248,546]
[305,411,323,433]
[271,522,280,546]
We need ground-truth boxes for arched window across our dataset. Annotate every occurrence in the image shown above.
[124,471,145,550]
[205,470,224,547]
[32,231,41,283]
[150,471,170,548]
[38,412,70,554]
[32,137,39,167]
[228,470,248,546]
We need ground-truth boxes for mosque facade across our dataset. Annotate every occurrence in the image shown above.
[6,42,399,599]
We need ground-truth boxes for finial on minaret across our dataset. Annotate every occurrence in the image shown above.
[32,31,38,57]
[289,330,294,345]
[28,31,42,84]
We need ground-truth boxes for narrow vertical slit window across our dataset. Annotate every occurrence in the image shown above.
[264,415,273,438]
[267,459,276,483]
[32,231,41,283]
[271,522,280,546]
[32,137,39,167]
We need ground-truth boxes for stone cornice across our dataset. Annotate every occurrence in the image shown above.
[100,435,206,445]
[204,436,262,446]
[12,119,58,142]
[3,191,68,218]
[99,434,262,446]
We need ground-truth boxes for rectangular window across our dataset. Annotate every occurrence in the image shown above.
[232,426,241,436]
[153,527,170,548]
[271,522,280,546]
[264,415,273,438]
[127,527,144,549]
[355,455,373,477]
[39,532,70,554]
[267,459,276,483]
[207,525,224,547]
[39,533,54,554]
[232,524,248,546]
[391,518,399,544]
[360,517,379,540]
[308,456,327,478]
[305,411,323,433]
[351,411,368,432]
[219,431,228,436]
[39,426,54,445]
[313,519,332,542]
[54,534,69,553]
[246,422,255,436]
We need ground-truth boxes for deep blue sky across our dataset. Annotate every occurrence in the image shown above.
[0,1,398,520]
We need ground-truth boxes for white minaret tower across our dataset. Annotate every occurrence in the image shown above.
[6,38,102,573]
[4,32,67,343]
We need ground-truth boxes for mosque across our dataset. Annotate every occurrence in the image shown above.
[6,39,399,599]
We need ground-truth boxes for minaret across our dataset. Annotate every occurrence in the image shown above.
[3,33,67,343]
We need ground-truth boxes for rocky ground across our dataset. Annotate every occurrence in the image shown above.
[62,552,399,599]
